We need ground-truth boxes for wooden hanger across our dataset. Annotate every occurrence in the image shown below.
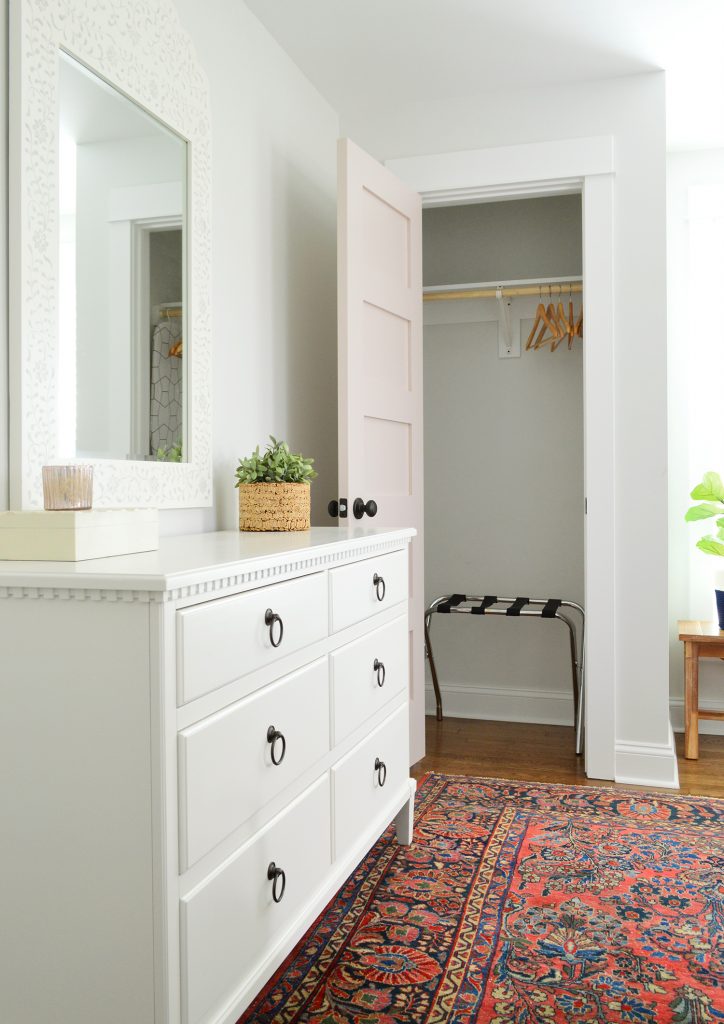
[557,298,569,336]
[532,289,563,350]
[526,299,549,350]
[526,283,583,352]
[551,287,578,350]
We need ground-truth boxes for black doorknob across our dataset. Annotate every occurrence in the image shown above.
[352,498,378,520]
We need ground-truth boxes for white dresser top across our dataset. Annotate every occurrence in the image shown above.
[0,526,415,594]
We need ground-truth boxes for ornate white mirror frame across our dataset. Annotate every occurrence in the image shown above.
[8,0,212,509]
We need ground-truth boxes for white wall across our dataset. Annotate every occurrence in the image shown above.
[0,0,8,511]
[668,148,724,734]
[0,0,340,529]
[0,8,677,779]
[163,0,339,534]
[343,72,671,780]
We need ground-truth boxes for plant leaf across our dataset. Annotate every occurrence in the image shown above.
[691,471,724,503]
[235,436,316,484]
[697,535,724,557]
[685,503,722,522]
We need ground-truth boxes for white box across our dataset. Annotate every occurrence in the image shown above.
[0,509,159,561]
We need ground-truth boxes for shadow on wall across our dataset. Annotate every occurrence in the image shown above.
[271,147,338,527]
[212,145,338,529]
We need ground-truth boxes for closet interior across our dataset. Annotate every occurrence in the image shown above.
[422,195,585,746]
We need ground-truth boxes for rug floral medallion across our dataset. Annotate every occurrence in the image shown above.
[240,774,724,1023]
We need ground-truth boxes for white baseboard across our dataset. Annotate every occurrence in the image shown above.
[424,682,574,726]
[669,697,724,735]
[426,684,682,790]
[615,723,679,789]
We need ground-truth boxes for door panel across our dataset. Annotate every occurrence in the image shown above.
[337,138,424,765]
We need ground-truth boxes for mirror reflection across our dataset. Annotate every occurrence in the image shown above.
[58,51,187,462]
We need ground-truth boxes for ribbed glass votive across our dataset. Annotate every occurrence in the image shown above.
[42,465,94,510]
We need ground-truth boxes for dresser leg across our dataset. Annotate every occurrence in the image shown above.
[394,778,417,845]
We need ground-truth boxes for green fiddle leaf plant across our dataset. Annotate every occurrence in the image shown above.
[685,471,724,556]
[234,436,317,486]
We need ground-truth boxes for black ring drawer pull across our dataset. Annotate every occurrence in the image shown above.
[373,573,386,602]
[264,608,284,647]
[374,658,386,687]
[266,725,287,765]
[374,757,387,787]
[267,862,286,903]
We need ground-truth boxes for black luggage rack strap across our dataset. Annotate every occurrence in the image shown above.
[424,594,585,755]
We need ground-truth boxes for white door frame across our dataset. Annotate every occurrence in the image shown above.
[109,181,184,459]
[387,136,615,780]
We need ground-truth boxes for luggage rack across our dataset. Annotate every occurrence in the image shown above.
[424,594,585,755]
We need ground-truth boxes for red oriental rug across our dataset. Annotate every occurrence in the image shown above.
[239,773,724,1023]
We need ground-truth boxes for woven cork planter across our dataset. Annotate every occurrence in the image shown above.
[238,482,311,532]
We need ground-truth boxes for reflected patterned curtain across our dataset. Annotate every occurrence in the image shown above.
[150,314,183,456]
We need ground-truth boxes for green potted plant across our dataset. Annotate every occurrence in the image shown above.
[155,441,183,463]
[235,436,317,531]
[685,470,724,628]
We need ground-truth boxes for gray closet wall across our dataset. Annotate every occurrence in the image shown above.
[423,195,584,727]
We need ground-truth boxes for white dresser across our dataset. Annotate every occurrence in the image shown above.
[1,527,416,1024]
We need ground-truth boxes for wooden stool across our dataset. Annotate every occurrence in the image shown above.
[678,620,724,759]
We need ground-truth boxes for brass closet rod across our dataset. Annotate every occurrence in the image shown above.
[424,278,583,302]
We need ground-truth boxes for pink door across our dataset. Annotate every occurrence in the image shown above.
[337,138,424,765]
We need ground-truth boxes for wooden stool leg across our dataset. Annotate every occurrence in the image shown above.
[684,641,699,759]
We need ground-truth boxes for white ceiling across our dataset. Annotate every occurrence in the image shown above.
[243,0,724,151]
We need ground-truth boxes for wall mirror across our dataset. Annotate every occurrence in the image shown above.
[10,0,212,508]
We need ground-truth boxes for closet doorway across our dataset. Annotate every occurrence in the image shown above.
[338,136,615,780]
[421,196,585,756]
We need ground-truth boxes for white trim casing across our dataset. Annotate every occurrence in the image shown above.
[9,0,212,509]
[388,136,620,781]
[615,724,680,790]
[582,173,616,782]
[386,137,614,202]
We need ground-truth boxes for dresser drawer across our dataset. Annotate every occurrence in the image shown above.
[332,703,409,860]
[329,548,407,633]
[177,572,328,704]
[331,615,408,744]
[181,775,331,1024]
[178,658,330,871]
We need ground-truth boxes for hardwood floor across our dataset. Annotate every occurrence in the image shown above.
[412,716,724,798]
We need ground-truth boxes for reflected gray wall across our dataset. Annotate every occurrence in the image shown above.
[150,229,183,311]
